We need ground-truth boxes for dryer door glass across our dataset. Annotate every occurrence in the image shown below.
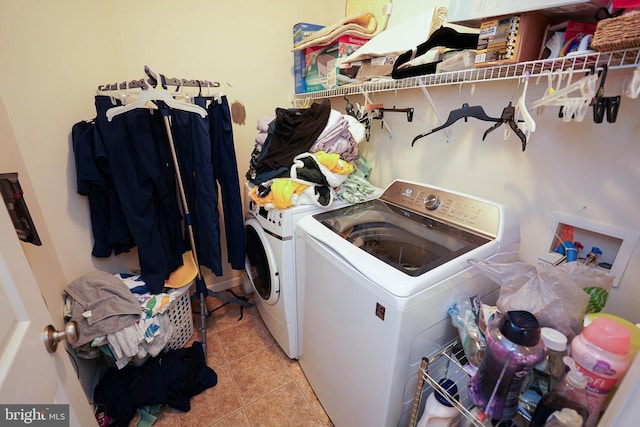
[245,222,279,303]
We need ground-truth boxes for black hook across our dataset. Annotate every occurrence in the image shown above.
[592,65,621,123]
[344,95,357,119]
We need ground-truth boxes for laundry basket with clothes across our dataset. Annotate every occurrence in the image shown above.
[64,270,189,369]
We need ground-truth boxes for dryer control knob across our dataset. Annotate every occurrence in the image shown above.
[424,194,441,210]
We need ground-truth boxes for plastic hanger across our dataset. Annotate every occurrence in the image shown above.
[625,66,640,99]
[591,65,621,123]
[532,71,598,108]
[533,71,556,115]
[197,80,224,104]
[514,72,535,140]
[482,101,528,151]
[529,70,598,111]
[106,66,207,121]
[412,103,500,146]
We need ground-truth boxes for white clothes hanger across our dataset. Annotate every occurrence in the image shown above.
[533,71,558,115]
[529,70,598,110]
[514,72,535,140]
[625,66,640,99]
[106,66,207,122]
[195,80,225,104]
[208,82,225,104]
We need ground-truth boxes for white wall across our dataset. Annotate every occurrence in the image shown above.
[0,0,341,320]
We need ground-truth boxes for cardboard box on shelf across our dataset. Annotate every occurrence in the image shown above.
[474,12,549,67]
[538,20,598,59]
[293,22,324,94]
[304,35,367,92]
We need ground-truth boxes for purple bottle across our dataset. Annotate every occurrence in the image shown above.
[468,311,546,421]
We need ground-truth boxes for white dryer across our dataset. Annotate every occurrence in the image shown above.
[243,182,362,359]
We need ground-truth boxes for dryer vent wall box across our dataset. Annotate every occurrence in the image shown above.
[546,212,640,288]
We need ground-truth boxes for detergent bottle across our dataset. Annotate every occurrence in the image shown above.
[529,357,590,427]
[416,378,460,427]
[530,327,568,395]
[570,316,631,427]
[468,311,546,421]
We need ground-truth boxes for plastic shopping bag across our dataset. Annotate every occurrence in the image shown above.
[561,261,614,314]
[468,259,592,340]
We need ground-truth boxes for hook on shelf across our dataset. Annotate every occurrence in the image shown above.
[420,87,451,142]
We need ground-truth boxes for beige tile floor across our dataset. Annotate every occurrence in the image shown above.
[151,286,334,427]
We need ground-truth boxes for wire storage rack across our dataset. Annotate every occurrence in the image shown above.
[409,339,530,427]
[292,47,640,102]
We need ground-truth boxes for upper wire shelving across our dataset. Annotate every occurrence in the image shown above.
[292,47,640,102]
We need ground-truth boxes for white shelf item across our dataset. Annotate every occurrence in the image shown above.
[291,47,640,102]
[447,0,610,27]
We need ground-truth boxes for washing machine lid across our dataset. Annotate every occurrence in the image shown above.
[298,180,517,297]
[312,198,490,277]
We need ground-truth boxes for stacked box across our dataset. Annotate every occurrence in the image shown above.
[304,35,367,92]
[474,12,548,67]
[293,22,324,94]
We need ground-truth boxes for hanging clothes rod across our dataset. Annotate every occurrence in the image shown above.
[97,76,220,92]
[97,65,247,362]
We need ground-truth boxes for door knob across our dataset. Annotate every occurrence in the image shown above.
[43,321,78,353]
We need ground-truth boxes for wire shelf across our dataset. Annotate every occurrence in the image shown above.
[292,47,640,101]
[409,339,530,427]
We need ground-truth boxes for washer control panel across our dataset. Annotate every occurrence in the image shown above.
[380,180,500,238]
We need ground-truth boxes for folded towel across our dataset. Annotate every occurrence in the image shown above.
[342,7,446,63]
[65,271,142,348]
[293,12,378,51]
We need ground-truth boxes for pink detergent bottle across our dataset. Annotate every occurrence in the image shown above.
[570,317,631,427]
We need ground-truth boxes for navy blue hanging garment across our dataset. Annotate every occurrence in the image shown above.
[206,96,245,271]
[93,96,184,293]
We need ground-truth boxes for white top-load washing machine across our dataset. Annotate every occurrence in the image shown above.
[295,179,520,427]
[243,182,370,359]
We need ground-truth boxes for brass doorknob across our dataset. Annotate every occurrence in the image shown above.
[43,321,78,353]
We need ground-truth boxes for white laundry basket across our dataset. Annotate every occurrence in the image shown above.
[165,281,195,350]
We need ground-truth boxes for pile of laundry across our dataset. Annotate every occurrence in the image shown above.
[246,99,376,209]
[64,271,179,369]
[93,341,216,427]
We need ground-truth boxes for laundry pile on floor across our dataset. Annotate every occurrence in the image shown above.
[246,99,376,209]
[64,271,178,369]
[93,341,216,427]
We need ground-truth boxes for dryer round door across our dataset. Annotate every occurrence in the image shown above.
[244,217,280,305]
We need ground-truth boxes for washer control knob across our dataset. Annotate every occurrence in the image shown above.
[424,194,441,210]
